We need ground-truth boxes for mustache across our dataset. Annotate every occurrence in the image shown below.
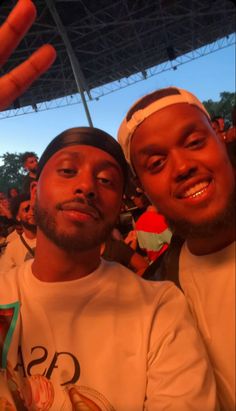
[56,197,102,219]
[21,221,37,232]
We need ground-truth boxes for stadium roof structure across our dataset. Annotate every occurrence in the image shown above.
[0,0,235,120]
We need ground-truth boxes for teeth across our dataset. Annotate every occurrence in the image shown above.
[183,181,209,198]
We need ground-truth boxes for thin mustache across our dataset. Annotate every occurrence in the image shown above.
[56,197,102,218]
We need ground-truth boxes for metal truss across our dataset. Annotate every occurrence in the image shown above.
[0,34,235,120]
[0,0,235,119]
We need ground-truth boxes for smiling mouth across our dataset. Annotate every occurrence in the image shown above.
[181,180,211,199]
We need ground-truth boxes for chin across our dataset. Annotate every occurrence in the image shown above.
[168,209,235,239]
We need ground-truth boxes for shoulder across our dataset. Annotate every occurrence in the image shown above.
[6,234,21,247]
[101,258,181,302]
[0,261,31,303]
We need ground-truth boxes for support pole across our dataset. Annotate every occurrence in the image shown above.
[46,0,93,127]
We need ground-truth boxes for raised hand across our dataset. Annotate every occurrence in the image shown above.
[0,0,56,111]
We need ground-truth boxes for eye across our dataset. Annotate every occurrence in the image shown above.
[58,168,77,177]
[146,156,166,173]
[185,136,206,149]
[97,170,117,187]
[97,176,112,186]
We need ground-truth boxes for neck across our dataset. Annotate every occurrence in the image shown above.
[23,228,36,240]
[187,224,235,255]
[32,230,101,282]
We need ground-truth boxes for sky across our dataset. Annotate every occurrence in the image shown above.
[0,42,235,160]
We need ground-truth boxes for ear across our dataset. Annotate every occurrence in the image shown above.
[133,175,144,192]
[30,181,38,208]
[133,176,153,204]
[16,215,21,223]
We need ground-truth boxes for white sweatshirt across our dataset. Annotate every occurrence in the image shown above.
[0,259,217,410]
[0,233,36,272]
[180,241,235,411]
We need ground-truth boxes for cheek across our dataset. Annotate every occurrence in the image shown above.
[218,166,235,198]
[141,176,168,205]
[37,176,62,203]
[102,192,122,217]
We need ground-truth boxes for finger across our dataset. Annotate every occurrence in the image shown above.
[0,44,56,111]
[0,0,36,67]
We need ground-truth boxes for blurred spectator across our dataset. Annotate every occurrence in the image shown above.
[0,193,17,254]
[7,186,20,199]
[101,230,148,276]
[21,151,38,194]
[211,116,226,141]
[0,194,12,219]
[135,205,172,263]
[128,189,150,222]
[0,193,36,272]
[226,106,236,143]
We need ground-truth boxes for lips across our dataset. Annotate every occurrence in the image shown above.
[60,202,100,220]
[175,177,213,200]
[182,181,210,198]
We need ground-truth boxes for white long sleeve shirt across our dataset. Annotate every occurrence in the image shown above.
[0,232,36,272]
[180,241,235,411]
[0,259,217,410]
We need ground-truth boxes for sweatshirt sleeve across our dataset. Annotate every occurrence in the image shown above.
[0,242,15,273]
[0,371,17,410]
[145,283,218,411]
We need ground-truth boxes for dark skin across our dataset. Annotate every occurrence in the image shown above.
[16,200,36,239]
[32,235,101,282]
[0,0,56,111]
[188,222,235,256]
[131,104,236,255]
[30,146,124,282]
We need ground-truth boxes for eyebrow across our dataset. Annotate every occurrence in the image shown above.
[138,123,201,156]
[55,151,81,160]
[55,152,122,175]
[96,159,122,177]
[138,144,164,156]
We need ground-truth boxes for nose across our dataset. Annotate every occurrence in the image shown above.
[171,149,197,182]
[73,169,97,200]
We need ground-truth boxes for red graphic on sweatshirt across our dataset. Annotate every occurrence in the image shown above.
[0,307,15,369]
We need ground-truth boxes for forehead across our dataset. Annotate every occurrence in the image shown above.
[41,144,123,175]
[25,156,37,163]
[131,103,209,149]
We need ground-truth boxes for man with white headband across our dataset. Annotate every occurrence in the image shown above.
[118,86,236,411]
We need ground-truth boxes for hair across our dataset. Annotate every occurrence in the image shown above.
[10,193,31,220]
[211,116,224,122]
[211,117,220,123]
[37,127,128,183]
[21,151,38,165]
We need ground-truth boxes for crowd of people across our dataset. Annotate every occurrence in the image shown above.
[0,1,235,410]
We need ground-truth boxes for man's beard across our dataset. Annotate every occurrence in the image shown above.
[34,198,115,253]
[21,221,37,234]
[31,166,38,174]
[165,188,236,239]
